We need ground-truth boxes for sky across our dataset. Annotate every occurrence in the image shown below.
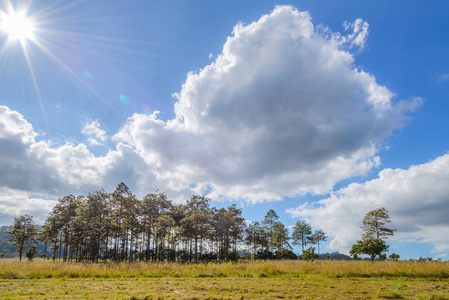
[1,0,449,260]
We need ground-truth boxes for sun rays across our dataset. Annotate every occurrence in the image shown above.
[0,0,164,128]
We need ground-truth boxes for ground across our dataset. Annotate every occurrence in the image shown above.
[0,259,448,299]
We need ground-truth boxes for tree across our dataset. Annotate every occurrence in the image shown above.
[110,183,136,261]
[74,190,111,263]
[6,215,38,261]
[26,245,37,261]
[262,209,279,258]
[41,215,61,262]
[140,190,173,261]
[389,253,400,261]
[350,238,388,262]
[245,221,263,260]
[351,207,395,262]
[50,195,79,262]
[361,207,396,240]
[182,195,211,262]
[291,220,312,252]
[309,230,327,255]
[272,222,291,252]
[302,247,319,261]
[154,214,175,261]
[275,249,298,260]
[212,205,244,261]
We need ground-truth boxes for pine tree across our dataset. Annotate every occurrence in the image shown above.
[7,214,38,261]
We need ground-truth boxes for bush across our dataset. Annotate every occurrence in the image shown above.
[302,247,319,261]
[38,253,49,259]
[26,245,37,261]
[275,249,298,260]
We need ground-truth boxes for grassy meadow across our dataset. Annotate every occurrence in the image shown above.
[1,259,449,299]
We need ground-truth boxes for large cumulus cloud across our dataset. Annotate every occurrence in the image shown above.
[114,6,419,202]
[286,154,449,256]
[0,6,420,222]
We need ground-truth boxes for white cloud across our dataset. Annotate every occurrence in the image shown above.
[0,6,421,221]
[86,137,103,146]
[342,18,370,50]
[0,187,57,225]
[0,105,190,204]
[286,153,449,255]
[438,74,449,82]
[81,120,108,145]
[114,6,419,202]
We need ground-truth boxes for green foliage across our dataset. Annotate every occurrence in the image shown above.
[275,249,298,260]
[350,238,388,262]
[3,184,326,265]
[302,247,319,261]
[6,214,38,261]
[292,220,312,252]
[262,209,280,257]
[26,245,37,261]
[351,208,396,262]
[362,207,396,240]
[309,229,327,255]
[389,253,400,261]
[38,253,49,259]
[272,221,291,252]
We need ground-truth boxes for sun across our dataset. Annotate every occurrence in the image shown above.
[1,10,34,41]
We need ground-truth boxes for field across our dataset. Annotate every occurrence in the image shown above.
[1,259,449,299]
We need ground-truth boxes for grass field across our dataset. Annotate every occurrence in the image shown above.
[0,259,448,299]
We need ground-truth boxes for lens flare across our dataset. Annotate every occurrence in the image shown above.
[84,71,93,79]
[120,94,130,105]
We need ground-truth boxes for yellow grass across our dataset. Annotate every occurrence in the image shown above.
[1,260,449,299]
[0,259,448,279]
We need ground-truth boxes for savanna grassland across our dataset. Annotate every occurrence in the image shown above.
[1,259,449,299]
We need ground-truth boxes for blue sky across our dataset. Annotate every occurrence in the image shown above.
[1,0,449,260]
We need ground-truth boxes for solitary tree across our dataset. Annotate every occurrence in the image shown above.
[6,214,38,261]
[351,207,396,262]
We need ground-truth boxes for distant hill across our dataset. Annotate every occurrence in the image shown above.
[0,226,16,257]
[318,252,353,260]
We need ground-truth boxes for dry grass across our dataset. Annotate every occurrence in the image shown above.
[0,259,448,279]
[1,259,449,299]
[1,276,449,299]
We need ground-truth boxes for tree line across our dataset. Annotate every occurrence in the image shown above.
[6,183,329,263]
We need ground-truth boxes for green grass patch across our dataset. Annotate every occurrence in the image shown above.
[0,276,448,299]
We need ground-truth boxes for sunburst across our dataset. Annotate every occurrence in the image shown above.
[1,9,34,42]
[0,0,160,129]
